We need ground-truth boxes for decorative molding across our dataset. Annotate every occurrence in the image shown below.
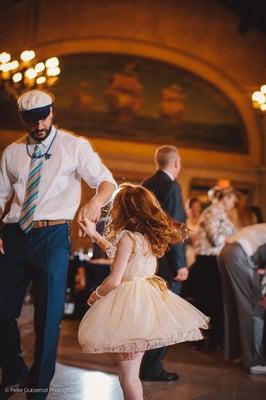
[25,36,261,162]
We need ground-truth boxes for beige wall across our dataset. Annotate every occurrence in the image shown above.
[1,0,266,248]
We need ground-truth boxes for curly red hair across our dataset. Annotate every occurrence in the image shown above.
[105,183,188,257]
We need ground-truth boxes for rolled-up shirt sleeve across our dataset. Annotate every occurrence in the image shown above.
[76,138,117,189]
[0,149,13,218]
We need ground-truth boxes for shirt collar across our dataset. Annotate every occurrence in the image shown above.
[27,125,56,149]
[161,169,175,181]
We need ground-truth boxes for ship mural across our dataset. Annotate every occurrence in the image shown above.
[0,53,247,153]
[106,64,144,121]
[160,84,186,123]
[71,82,94,115]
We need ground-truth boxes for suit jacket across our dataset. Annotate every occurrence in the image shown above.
[142,170,186,283]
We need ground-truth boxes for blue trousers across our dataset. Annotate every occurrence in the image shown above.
[0,223,70,400]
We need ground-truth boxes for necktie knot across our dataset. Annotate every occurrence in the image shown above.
[33,144,42,158]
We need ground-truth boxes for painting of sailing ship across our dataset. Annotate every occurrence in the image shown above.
[160,84,186,123]
[0,53,246,153]
[107,64,144,121]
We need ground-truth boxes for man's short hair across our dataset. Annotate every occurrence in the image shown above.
[154,145,179,168]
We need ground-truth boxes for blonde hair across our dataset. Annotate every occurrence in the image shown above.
[105,183,188,257]
[208,186,235,202]
[154,145,179,169]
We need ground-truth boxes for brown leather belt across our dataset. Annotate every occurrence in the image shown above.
[33,220,69,228]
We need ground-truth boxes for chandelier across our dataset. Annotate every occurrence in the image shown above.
[252,85,266,112]
[0,50,61,99]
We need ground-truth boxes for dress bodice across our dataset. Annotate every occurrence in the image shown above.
[106,230,157,279]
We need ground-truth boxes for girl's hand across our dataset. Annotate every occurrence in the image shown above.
[87,291,98,306]
[78,218,97,238]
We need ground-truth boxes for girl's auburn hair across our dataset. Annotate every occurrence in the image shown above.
[105,183,188,257]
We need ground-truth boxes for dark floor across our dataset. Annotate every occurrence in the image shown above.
[3,305,266,399]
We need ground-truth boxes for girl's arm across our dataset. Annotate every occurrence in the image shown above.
[79,218,113,252]
[88,235,134,304]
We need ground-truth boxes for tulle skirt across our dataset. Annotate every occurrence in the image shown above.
[78,277,209,353]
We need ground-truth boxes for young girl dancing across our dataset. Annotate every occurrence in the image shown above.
[78,183,209,400]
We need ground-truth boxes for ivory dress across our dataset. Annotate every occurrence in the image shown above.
[78,230,209,354]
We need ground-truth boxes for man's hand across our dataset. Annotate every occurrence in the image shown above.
[78,219,97,239]
[174,267,189,281]
[77,197,102,237]
[78,197,102,223]
[0,238,4,254]
[77,181,116,237]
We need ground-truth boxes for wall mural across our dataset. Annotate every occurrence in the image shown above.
[0,53,247,153]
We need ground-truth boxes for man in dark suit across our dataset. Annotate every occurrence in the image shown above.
[140,145,188,382]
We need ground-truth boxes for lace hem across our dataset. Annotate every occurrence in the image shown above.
[81,328,207,354]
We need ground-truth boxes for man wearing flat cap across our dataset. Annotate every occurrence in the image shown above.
[0,89,116,399]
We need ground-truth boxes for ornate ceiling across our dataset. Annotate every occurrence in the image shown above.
[220,0,266,34]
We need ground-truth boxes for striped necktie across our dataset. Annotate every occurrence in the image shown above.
[19,145,43,233]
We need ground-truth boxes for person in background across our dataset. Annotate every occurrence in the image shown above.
[64,251,89,320]
[185,197,202,268]
[190,186,237,351]
[219,224,266,375]
[0,89,116,400]
[140,145,187,382]
[230,191,260,229]
[186,198,202,229]
[250,205,264,224]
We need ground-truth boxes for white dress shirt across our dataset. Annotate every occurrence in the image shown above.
[227,223,266,257]
[0,125,116,223]
[162,169,174,181]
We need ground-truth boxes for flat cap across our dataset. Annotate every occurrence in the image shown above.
[17,90,53,123]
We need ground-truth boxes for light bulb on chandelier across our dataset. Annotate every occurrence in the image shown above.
[0,49,61,99]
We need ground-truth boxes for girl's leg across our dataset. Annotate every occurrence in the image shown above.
[118,352,145,400]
